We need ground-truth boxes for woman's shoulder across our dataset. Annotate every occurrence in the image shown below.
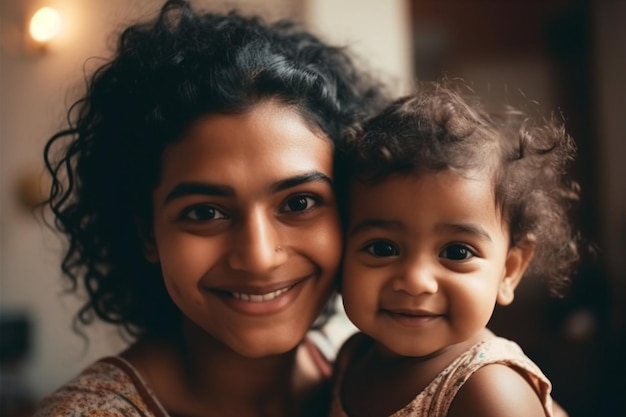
[33,357,168,417]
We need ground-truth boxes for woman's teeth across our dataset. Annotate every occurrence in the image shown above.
[231,286,291,302]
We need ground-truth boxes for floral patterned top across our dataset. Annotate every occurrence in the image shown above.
[34,357,168,417]
[34,302,358,417]
[330,333,554,417]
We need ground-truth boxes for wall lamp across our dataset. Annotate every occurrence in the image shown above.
[28,6,63,50]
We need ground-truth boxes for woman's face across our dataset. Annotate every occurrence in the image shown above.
[148,100,342,357]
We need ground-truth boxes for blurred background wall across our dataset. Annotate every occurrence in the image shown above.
[0,1,623,417]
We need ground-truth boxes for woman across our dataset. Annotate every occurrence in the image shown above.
[36,1,386,416]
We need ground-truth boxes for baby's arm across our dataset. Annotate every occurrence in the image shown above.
[552,400,569,417]
[331,331,367,377]
[447,364,550,417]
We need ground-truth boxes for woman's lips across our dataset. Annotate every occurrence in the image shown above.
[209,275,312,315]
[231,285,292,302]
[211,275,306,299]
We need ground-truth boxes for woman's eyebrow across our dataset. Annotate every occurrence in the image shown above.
[163,171,332,205]
[164,182,234,204]
[270,171,333,193]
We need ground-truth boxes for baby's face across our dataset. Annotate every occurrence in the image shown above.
[341,170,523,357]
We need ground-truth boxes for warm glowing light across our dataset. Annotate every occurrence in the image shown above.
[29,7,62,43]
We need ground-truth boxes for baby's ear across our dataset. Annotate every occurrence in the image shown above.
[497,241,535,306]
[136,216,159,263]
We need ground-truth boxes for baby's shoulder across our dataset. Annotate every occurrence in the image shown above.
[444,337,553,417]
[447,363,549,417]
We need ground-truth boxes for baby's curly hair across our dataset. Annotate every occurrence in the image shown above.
[43,0,387,339]
[340,81,581,294]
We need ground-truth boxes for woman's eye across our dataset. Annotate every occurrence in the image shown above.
[439,244,474,261]
[181,205,227,221]
[282,195,317,212]
[364,241,399,257]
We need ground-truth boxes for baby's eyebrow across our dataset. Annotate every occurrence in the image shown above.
[349,219,405,236]
[435,223,492,241]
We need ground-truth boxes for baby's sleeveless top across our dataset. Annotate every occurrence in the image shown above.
[330,334,553,417]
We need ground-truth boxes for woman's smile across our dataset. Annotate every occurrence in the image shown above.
[209,274,315,316]
[230,286,292,302]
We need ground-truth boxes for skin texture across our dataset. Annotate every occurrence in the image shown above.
[125,100,342,417]
[339,171,542,417]
[447,363,550,417]
[343,171,529,357]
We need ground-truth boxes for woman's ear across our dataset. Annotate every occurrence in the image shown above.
[497,242,535,306]
[136,216,159,264]
[142,239,160,264]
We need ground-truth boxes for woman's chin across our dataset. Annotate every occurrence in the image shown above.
[231,328,308,358]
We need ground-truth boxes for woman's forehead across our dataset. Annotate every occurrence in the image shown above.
[155,101,335,196]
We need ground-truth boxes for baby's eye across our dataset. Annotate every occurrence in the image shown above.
[181,205,227,221]
[282,195,318,213]
[364,241,399,257]
[439,244,475,261]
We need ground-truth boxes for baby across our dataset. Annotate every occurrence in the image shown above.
[331,82,582,417]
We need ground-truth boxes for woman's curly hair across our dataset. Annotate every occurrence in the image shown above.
[340,81,582,294]
[43,0,388,339]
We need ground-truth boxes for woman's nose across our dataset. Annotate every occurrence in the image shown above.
[227,209,286,273]
[391,258,439,295]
